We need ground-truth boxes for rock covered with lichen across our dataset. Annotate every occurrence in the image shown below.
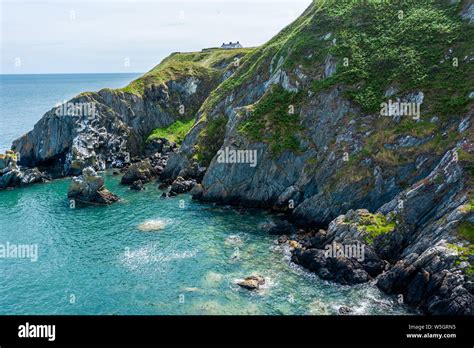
[67,167,119,205]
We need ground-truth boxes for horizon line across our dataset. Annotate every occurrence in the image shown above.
[0,72,144,76]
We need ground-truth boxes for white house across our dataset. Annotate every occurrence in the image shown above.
[220,41,243,49]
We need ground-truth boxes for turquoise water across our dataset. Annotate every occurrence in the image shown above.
[0,73,141,152]
[0,174,412,315]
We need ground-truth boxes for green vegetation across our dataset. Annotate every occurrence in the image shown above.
[315,0,471,115]
[355,213,397,245]
[458,149,474,178]
[180,0,473,176]
[147,119,195,145]
[0,150,17,161]
[121,48,253,95]
[194,116,228,165]
[447,220,474,276]
[458,221,474,244]
[448,239,474,276]
[238,86,303,155]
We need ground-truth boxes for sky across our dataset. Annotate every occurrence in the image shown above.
[0,0,312,74]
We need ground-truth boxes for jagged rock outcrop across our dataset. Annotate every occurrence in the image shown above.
[67,167,119,205]
[292,244,386,285]
[373,148,474,315]
[268,220,297,236]
[292,146,474,314]
[0,152,50,189]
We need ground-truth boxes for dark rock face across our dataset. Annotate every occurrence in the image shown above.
[67,167,119,205]
[166,84,438,226]
[376,247,473,315]
[0,169,22,189]
[371,148,474,315]
[292,243,386,285]
[144,138,165,157]
[190,183,204,199]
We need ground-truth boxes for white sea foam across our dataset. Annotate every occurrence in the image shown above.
[121,244,197,270]
[137,219,167,232]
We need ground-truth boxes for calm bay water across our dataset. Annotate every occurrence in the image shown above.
[0,74,413,315]
[0,176,412,315]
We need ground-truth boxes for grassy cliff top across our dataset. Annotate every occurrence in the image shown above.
[120,48,254,95]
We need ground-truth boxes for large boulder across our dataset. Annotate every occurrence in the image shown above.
[169,176,196,196]
[121,160,159,185]
[20,168,50,186]
[68,167,119,205]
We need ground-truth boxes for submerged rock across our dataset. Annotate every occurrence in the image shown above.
[237,275,265,290]
[67,167,119,205]
[268,220,297,236]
